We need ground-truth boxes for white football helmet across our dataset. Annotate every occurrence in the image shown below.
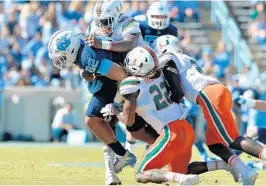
[93,0,123,35]
[152,35,182,57]
[147,2,170,30]
[48,29,80,70]
[124,46,158,78]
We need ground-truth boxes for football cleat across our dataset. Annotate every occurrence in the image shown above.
[241,168,258,186]
[114,150,137,173]
[225,166,240,183]
[177,174,200,185]
[105,172,121,185]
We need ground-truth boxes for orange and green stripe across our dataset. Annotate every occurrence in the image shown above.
[120,79,140,87]
[136,125,171,173]
[199,91,233,145]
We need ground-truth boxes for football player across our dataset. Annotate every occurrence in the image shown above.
[48,29,138,185]
[138,1,178,46]
[84,0,144,184]
[234,73,266,112]
[101,46,241,184]
[104,46,199,185]
[153,35,263,185]
[85,0,143,52]
[122,1,179,155]
[234,73,266,145]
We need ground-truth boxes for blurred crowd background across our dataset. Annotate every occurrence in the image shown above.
[0,0,266,142]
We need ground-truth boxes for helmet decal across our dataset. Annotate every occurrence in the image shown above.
[142,46,158,69]
[56,36,71,52]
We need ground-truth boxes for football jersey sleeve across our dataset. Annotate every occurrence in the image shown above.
[122,18,142,38]
[119,77,141,95]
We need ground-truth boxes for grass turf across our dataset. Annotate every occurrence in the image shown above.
[0,143,265,185]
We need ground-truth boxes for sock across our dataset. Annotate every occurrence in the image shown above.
[207,160,229,171]
[228,155,248,176]
[194,141,207,154]
[103,145,115,174]
[125,140,136,154]
[108,140,126,156]
[229,136,264,159]
[259,147,266,160]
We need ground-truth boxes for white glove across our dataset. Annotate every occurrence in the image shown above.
[234,95,256,108]
[100,103,116,117]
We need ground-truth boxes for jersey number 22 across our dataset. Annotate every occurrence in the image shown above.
[149,81,173,111]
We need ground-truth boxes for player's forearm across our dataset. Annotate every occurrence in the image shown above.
[254,100,266,112]
[114,111,126,124]
[113,108,134,126]
[108,39,138,52]
[106,63,126,81]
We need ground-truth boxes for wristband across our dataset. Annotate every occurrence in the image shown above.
[245,98,256,108]
[101,40,112,50]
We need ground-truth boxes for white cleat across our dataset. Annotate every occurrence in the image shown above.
[225,166,240,183]
[114,150,137,173]
[105,172,121,185]
[241,168,258,186]
[177,174,200,185]
[103,145,121,185]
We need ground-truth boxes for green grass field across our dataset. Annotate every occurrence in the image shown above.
[0,143,266,185]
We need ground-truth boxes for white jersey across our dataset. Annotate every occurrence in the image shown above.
[159,52,219,103]
[119,74,188,133]
[87,16,143,45]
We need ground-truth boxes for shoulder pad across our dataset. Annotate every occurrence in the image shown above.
[119,76,141,95]
[122,18,141,36]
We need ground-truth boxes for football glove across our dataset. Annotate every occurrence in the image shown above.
[87,79,102,94]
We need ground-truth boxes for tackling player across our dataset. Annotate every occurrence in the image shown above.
[85,0,142,52]
[122,1,179,155]
[104,46,199,185]
[101,46,242,184]
[48,29,137,185]
[153,35,262,185]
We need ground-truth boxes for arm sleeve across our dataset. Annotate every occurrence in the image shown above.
[162,60,184,103]
[96,58,113,76]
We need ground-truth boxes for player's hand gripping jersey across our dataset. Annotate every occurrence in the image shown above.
[87,16,143,45]
[119,74,188,133]
[159,51,219,104]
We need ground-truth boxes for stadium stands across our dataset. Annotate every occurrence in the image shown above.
[226,1,266,71]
